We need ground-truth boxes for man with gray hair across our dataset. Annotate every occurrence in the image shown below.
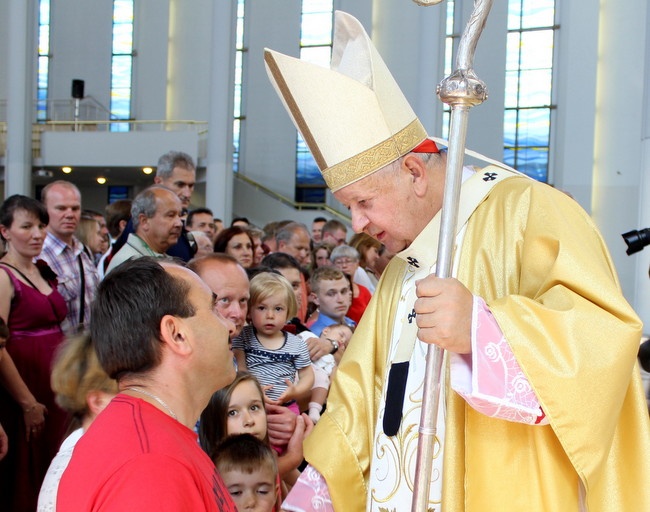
[105,186,182,275]
[107,151,197,264]
[275,221,311,267]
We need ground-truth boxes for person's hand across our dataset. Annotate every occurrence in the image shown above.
[284,414,314,465]
[265,402,297,446]
[414,276,473,354]
[277,379,299,404]
[0,422,8,460]
[305,336,334,361]
[23,402,47,441]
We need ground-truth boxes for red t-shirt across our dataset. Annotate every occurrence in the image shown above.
[57,394,236,511]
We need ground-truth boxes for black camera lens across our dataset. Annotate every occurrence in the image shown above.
[622,228,650,255]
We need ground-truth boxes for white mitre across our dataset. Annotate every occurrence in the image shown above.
[264,11,436,192]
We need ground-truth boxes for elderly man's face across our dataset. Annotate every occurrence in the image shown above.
[333,157,435,254]
[196,260,250,337]
[140,191,183,253]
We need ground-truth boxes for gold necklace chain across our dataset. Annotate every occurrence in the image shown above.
[124,386,178,420]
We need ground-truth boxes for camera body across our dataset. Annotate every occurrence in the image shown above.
[622,228,650,255]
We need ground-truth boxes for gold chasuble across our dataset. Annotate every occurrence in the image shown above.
[303,170,650,511]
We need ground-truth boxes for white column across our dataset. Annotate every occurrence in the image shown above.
[591,0,648,307]
[5,0,34,197]
[205,0,237,223]
[632,0,650,330]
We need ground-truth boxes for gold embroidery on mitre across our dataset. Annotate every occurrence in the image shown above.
[322,119,428,192]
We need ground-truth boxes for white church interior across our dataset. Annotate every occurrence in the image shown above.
[1,0,650,335]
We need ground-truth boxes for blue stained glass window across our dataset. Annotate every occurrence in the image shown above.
[295,0,333,203]
[504,0,555,182]
[110,0,134,131]
[233,0,246,172]
[37,0,51,121]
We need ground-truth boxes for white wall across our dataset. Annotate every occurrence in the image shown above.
[591,0,648,305]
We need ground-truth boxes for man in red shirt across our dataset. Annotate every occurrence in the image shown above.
[57,257,237,511]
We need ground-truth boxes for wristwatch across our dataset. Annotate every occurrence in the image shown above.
[328,338,339,354]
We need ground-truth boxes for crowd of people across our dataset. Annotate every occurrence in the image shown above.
[0,146,392,511]
[0,10,648,512]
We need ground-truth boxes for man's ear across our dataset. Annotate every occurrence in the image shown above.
[153,176,162,185]
[159,314,192,356]
[138,214,150,232]
[310,291,319,306]
[402,154,428,197]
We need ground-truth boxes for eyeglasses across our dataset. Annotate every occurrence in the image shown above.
[334,258,357,265]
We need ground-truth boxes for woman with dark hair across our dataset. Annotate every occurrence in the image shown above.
[213,226,254,269]
[0,195,69,511]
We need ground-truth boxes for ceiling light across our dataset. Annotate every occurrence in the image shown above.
[62,166,72,174]
[142,167,153,175]
[96,176,107,185]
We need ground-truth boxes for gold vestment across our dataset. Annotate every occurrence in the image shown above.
[304,174,650,511]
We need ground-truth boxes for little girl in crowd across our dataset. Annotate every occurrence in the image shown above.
[232,272,314,415]
[199,372,312,506]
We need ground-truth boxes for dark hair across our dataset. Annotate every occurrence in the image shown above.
[213,226,253,253]
[313,216,327,223]
[213,433,278,476]
[0,195,49,239]
[90,257,196,380]
[105,199,132,238]
[231,216,250,226]
[186,207,214,229]
[199,371,268,460]
[261,252,301,272]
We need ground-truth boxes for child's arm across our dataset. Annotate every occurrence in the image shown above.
[232,348,248,371]
[277,365,314,403]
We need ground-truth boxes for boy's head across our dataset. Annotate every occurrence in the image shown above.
[309,266,351,322]
[215,434,279,512]
[322,323,354,348]
[249,272,298,320]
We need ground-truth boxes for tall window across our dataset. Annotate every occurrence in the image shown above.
[37,0,51,121]
[504,0,556,182]
[110,0,134,132]
[233,0,246,172]
[296,0,334,204]
[441,0,457,140]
